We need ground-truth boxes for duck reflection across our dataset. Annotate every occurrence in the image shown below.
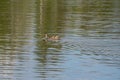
[34,0,66,79]
[34,34,63,79]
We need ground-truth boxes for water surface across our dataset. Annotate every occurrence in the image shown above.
[0,0,120,80]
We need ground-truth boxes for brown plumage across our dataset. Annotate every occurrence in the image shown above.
[44,34,60,41]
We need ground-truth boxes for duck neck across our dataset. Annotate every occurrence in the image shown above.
[45,34,48,38]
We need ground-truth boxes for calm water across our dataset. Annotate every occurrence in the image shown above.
[0,0,120,80]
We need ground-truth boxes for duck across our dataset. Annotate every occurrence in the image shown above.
[43,34,60,42]
[49,35,59,40]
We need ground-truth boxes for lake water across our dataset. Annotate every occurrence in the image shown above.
[0,0,120,80]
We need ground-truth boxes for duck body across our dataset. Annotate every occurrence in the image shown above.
[42,34,60,42]
[41,34,61,49]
